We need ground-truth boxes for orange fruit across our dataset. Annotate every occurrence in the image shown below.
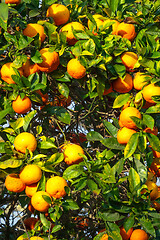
[150,158,160,177]
[30,237,44,240]
[130,229,149,240]
[23,23,46,43]
[5,173,25,193]
[133,72,150,90]
[119,107,141,129]
[116,22,136,41]
[117,127,137,145]
[60,22,85,45]
[14,132,37,154]
[37,48,60,73]
[145,180,158,200]
[12,95,32,114]
[67,58,86,79]
[25,182,38,198]
[22,58,39,77]
[62,143,84,165]
[0,62,23,84]
[46,176,68,199]
[103,85,113,95]
[20,164,42,185]
[5,0,21,4]
[23,217,39,230]
[142,83,160,104]
[31,191,51,212]
[46,4,70,26]
[88,14,105,34]
[121,52,138,71]
[36,90,49,104]
[153,200,160,212]
[112,73,133,93]
[120,226,133,240]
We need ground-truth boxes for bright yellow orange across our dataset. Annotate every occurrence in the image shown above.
[46,176,68,199]
[31,191,51,212]
[130,229,149,240]
[67,58,86,79]
[145,180,158,200]
[14,132,37,154]
[25,182,38,198]
[120,226,133,240]
[142,83,160,103]
[5,173,25,193]
[23,217,39,230]
[117,127,136,145]
[116,22,136,41]
[5,0,21,4]
[46,4,70,26]
[150,158,160,177]
[12,95,32,114]
[30,237,44,240]
[62,143,84,165]
[1,62,23,84]
[112,73,133,93]
[119,107,141,129]
[121,52,138,71]
[20,164,42,185]
[37,48,60,73]
[23,23,46,43]
[133,72,150,90]
[22,58,39,77]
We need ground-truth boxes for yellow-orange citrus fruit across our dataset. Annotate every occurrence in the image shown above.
[30,237,44,240]
[12,95,32,114]
[37,48,60,73]
[5,173,25,193]
[31,191,51,212]
[117,127,136,145]
[20,164,42,185]
[36,90,49,104]
[46,4,70,26]
[112,73,133,93]
[60,22,85,45]
[130,229,149,240]
[22,58,39,77]
[25,182,38,198]
[150,158,160,177]
[67,58,86,79]
[1,62,23,84]
[142,83,160,104]
[5,0,21,4]
[145,180,158,200]
[121,52,138,71]
[120,226,133,240]
[119,107,141,129]
[116,22,136,41]
[46,176,68,199]
[147,171,157,183]
[88,14,105,34]
[62,143,84,165]
[23,23,46,43]
[23,217,39,230]
[14,132,37,154]
[103,85,113,95]
[133,72,150,90]
[110,20,120,35]
[143,126,158,136]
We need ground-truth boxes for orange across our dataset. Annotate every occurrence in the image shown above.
[23,23,46,43]
[36,90,49,104]
[133,72,150,90]
[25,182,38,198]
[143,126,158,136]
[20,164,42,185]
[152,149,160,158]
[67,58,86,79]
[37,48,60,73]
[0,62,23,84]
[23,217,39,230]
[12,95,32,114]
[147,171,157,183]
[46,4,70,26]
[120,226,133,240]
[62,143,84,165]
[14,132,37,154]
[5,173,25,193]
[145,180,158,200]
[121,52,138,71]
[46,176,68,199]
[130,229,149,240]
[22,58,39,77]
[119,107,141,129]
[88,14,105,34]
[150,158,160,177]
[142,83,160,103]
[117,127,136,145]
[103,85,113,95]
[30,237,44,240]
[116,22,136,41]
[31,191,51,212]
[5,0,21,4]
[112,73,133,93]
[60,22,85,45]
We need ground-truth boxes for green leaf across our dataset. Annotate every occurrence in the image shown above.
[38,140,57,149]
[58,83,69,98]
[145,104,160,113]
[113,94,130,108]
[46,106,71,124]
[0,107,13,121]
[87,179,98,191]
[62,199,79,210]
[0,159,23,169]
[18,35,33,50]
[100,212,120,222]
[101,137,125,150]
[87,131,104,141]
[128,168,140,194]
[124,133,139,159]
[147,133,160,152]
[138,133,147,152]
[143,114,154,129]
[123,215,135,233]
[42,194,52,204]
[139,218,156,237]
[23,110,37,132]
[51,224,62,233]
[103,120,118,137]
[63,165,83,180]
[0,3,8,31]
[40,213,50,228]
[10,118,24,131]
[134,158,147,183]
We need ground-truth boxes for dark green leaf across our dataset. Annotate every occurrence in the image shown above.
[139,218,156,237]
[58,83,69,98]
[147,133,160,152]
[101,137,125,150]
[128,168,140,194]
[87,131,104,141]
[63,165,83,180]
[62,199,79,210]
[103,120,118,137]
[124,133,139,159]
[143,114,154,129]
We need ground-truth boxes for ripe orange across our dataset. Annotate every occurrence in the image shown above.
[62,143,84,165]
[5,173,25,193]
[145,180,158,200]
[25,182,38,198]
[119,107,141,129]
[130,229,149,240]
[117,127,137,145]
[23,217,39,230]
[5,0,21,4]
[116,22,136,41]
[46,176,68,199]
[36,90,49,105]
[30,237,44,240]
[20,164,42,185]
[112,73,133,93]
[121,52,138,71]
[103,85,113,95]
[12,95,32,114]
[133,72,150,90]
[31,191,51,212]
[14,132,37,154]
[150,158,160,177]
[142,83,160,103]
[22,58,39,77]
[67,58,86,79]
[60,22,85,45]
[120,226,133,240]
[0,62,23,84]
[46,4,70,26]
[37,48,60,73]
[23,23,46,43]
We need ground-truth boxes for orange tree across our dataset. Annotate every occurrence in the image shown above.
[0,0,160,239]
